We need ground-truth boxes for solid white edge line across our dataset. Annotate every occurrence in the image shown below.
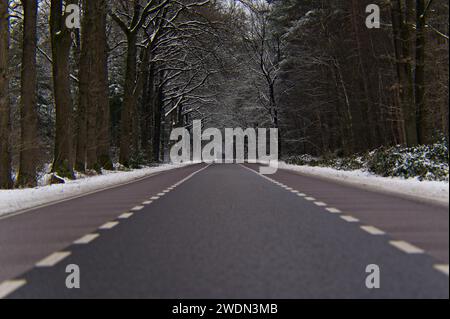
[0,165,193,221]
[389,241,425,254]
[434,264,449,276]
[0,163,211,221]
[74,233,99,244]
[0,280,27,299]
[36,252,71,267]
[360,226,386,235]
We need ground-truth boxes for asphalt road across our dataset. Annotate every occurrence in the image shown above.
[0,164,448,299]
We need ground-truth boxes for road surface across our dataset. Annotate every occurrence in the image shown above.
[0,164,448,299]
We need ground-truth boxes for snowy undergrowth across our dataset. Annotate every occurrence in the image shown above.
[0,162,195,217]
[278,139,448,205]
[284,138,449,182]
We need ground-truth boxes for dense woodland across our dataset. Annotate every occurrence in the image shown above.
[0,0,448,189]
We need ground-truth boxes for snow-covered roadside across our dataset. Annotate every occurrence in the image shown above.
[268,161,449,206]
[0,162,196,218]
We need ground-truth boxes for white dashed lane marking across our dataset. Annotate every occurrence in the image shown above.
[0,164,212,299]
[326,207,342,214]
[142,201,152,205]
[238,164,446,276]
[99,221,119,230]
[434,264,449,276]
[36,252,71,267]
[361,226,386,235]
[118,212,134,219]
[340,215,360,223]
[389,241,425,254]
[74,234,99,244]
[0,280,27,299]
[314,202,327,207]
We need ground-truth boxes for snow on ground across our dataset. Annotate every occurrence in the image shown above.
[272,161,449,207]
[0,162,196,218]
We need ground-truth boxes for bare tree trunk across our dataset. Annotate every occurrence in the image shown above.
[119,33,137,167]
[140,56,154,161]
[415,0,428,144]
[83,0,98,171]
[153,80,163,163]
[0,0,12,189]
[391,0,418,146]
[17,0,38,187]
[351,0,374,149]
[77,0,112,172]
[75,0,89,172]
[50,0,76,178]
[95,0,112,170]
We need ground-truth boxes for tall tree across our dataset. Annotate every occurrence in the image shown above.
[76,0,112,172]
[391,0,418,146]
[17,0,39,187]
[75,0,90,172]
[111,0,169,166]
[415,0,428,144]
[50,0,77,178]
[0,0,12,189]
[94,0,113,170]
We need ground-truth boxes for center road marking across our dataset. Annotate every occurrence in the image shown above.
[0,280,27,299]
[390,241,425,254]
[99,221,119,230]
[361,226,386,235]
[74,234,99,244]
[36,252,71,267]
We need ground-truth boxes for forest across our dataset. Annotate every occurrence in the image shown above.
[0,0,448,189]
